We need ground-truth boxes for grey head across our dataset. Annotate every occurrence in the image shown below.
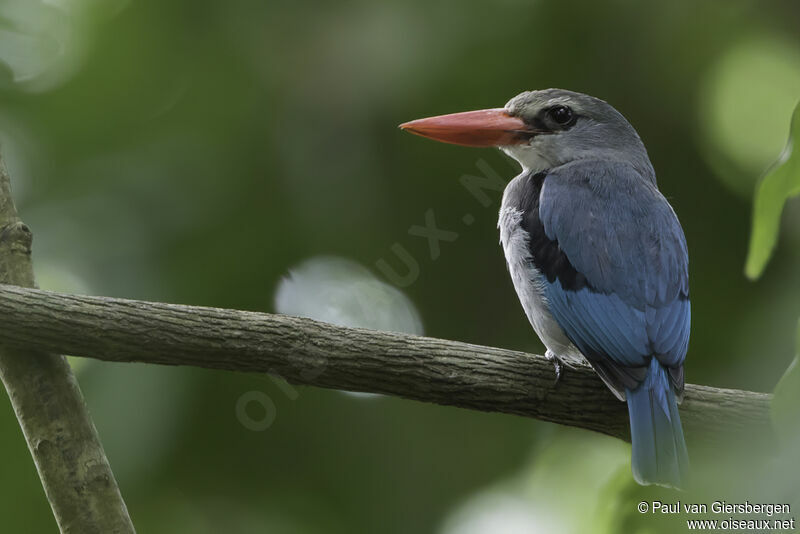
[502,89,655,180]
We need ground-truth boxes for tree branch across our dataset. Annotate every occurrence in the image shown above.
[0,157,135,533]
[0,284,772,448]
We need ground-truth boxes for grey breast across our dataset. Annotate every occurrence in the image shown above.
[498,171,579,360]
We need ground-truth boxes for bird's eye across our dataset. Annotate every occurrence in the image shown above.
[547,105,573,125]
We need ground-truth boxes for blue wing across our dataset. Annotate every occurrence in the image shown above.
[533,161,690,397]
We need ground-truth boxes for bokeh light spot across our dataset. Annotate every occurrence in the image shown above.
[698,34,800,197]
[274,255,424,335]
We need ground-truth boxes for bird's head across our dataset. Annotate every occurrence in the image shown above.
[400,88,654,176]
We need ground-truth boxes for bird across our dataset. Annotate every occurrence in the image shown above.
[399,89,690,488]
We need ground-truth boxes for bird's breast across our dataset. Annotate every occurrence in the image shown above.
[498,190,575,357]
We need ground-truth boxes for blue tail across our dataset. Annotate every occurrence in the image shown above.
[626,358,689,488]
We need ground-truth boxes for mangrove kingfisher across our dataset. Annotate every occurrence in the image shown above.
[400,89,690,488]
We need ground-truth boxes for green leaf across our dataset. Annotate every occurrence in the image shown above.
[745,101,800,280]
[771,320,800,447]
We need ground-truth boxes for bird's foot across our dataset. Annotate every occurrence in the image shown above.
[544,350,575,385]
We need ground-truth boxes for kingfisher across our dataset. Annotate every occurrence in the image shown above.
[400,89,690,488]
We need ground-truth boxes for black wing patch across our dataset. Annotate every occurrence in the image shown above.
[517,171,593,292]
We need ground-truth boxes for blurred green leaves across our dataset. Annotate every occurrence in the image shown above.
[0,0,94,92]
[770,321,800,448]
[699,36,800,198]
[745,102,800,280]
[746,100,800,460]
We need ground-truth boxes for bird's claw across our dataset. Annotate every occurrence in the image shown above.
[552,359,563,384]
[545,350,568,385]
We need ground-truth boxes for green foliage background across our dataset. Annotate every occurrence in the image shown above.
[747,103,800,279]
[0,0,799,532]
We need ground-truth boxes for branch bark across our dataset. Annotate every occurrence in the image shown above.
[0,157,135,533]
[0,283,772,449]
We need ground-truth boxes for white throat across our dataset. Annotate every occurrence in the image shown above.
[500,139,557,173]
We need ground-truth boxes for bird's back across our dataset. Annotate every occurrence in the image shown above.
[501,160,690,398]
[504,159,691,487]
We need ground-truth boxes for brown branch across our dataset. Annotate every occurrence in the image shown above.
[0,157,135,533]
[0,283,772,449]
